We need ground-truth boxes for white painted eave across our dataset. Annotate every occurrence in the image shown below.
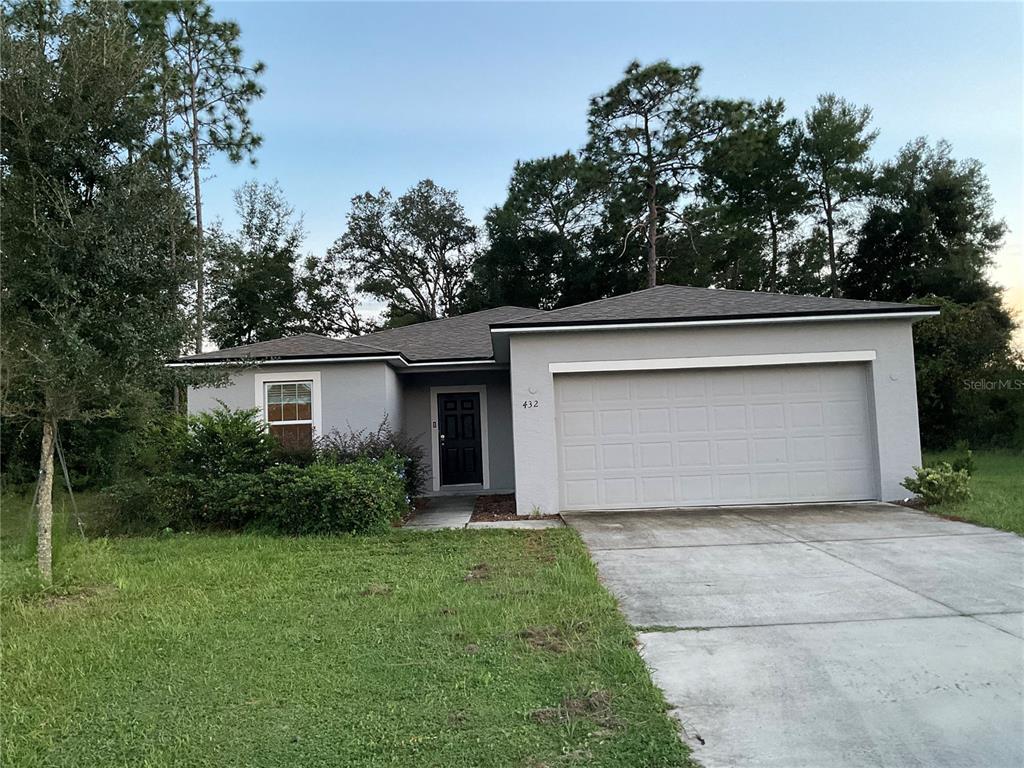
[490,310,940,335]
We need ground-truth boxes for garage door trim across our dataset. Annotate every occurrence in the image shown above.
[549,350,876,375]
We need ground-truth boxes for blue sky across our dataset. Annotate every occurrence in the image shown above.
[204,1,1022,316]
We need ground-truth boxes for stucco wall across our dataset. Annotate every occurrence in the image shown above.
[508,319,923,515]
[187,362,402,438]
[399,370,515,491]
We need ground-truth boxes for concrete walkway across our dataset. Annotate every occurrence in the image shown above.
[565,503,1024,768]
[404,496,563,530]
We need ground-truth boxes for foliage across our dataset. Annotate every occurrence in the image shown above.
[260,457,406,535]
[911,297,1023,449]
[584,60,743,287]
[843,139,1007,304]
[946,442,976,477]
[923,450,1024,535]
[316,420,427,498]
[297,251,379,337]
[1,507,695,767]
[798,94,878,296]
[902,462,972,507]
[206,181,306,347]
[700,99,811,291]
[1,0,198,580]
[131,0,266,352]
[334,179,477,324]
[170,407,278,477]
[465,153,602,311]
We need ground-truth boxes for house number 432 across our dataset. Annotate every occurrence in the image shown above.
[522,399,540,409]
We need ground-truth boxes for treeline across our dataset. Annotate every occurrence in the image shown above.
[209,63,1021,451]
[1,2,1021,578]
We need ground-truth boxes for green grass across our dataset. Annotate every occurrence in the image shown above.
[0,491,693,768]
[922,450,1024,535]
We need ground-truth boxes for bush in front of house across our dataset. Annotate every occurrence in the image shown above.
[105,453,407,535]
[316,419,426,498]
[259,455,407,535]
[169,406,278,477]
[902,462,972,507]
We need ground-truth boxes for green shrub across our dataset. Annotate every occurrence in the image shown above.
[174,406,277,478]
[262,455,407,535]
[947,442,976,476]
[103,474,204,533]
[105,456,407,535]
[902,462,972,507]
[316,419,425,498]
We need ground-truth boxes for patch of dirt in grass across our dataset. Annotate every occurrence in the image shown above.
[529,689,618,728]
[439,606,457,615]
[518,622,591,653]
[523,531,558,563]
[463,643,480,654]
[40,585,115,609]
[448,710,470,728]
[472,494,562,522]
[463,562,491,582]
[359,583,392,597]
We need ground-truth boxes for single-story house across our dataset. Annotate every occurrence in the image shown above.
[174,284,939,515]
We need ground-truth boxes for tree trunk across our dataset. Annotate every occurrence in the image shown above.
[188,68,205,353]
[768,214,779,293]
[36,416,57,585]
[646,181,658,288]
[822,182,839,297]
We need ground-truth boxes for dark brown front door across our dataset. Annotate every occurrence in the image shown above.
[438,393,483,486]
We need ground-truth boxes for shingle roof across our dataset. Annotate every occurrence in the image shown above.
[353,306,541,361]
[176,333,389,363]
[175,287,936,365]
[175,307,542,364]
[491,285,935,328]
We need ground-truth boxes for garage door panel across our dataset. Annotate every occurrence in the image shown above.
[639,442,674,468]
[561,411,595,437]
[601,444,634,470]
[599,410,633,436]
[676,406,709,431]
[556,363,877,510]
[754,437,788,464]
[713,405,748,430]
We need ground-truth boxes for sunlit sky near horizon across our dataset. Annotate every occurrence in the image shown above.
[204,1,1023,326]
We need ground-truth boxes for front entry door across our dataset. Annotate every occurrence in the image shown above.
[438,392,483,486]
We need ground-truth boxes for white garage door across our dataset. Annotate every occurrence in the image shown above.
[555,364,878,510]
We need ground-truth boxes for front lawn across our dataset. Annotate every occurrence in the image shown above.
[922,450,1024,535]
[0,491,692,768]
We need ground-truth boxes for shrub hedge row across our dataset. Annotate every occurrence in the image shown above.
[105,408,411,535]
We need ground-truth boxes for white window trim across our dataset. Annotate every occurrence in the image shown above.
[548,350,876,375]
[429,385,490,492]
[255,371,323,439]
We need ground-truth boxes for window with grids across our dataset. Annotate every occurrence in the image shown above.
[265,381,314,450]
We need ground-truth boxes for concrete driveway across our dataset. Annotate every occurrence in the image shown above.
[564,503,1024,768]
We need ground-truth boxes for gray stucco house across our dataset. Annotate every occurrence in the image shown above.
[175,285,939,516]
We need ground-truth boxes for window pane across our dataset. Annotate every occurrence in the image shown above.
[270,423,313,451]
[266,380,314,424]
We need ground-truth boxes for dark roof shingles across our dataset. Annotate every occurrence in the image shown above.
[177,307,542,363]
[353,306,541,361]
[177,333,388,362]
[492,284,932,328]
